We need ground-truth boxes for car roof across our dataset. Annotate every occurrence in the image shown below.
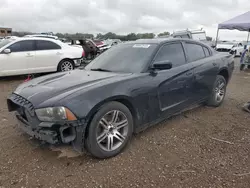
[131,38,205,45]
[15,37,60,42]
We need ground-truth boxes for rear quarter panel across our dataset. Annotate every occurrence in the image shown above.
[62,45,83,59]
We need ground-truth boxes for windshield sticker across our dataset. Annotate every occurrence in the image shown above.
[133,44,150,48]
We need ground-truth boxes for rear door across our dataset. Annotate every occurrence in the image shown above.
[31,40,62,73]
[0,40,35,76]
[183,42,218,101]
[150,42,194,119]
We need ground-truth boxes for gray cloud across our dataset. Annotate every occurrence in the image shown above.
[0,0,250,40]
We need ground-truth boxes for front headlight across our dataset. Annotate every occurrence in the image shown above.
[35,107,77,122]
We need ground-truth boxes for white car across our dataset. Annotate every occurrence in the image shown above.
[0,37,83,76]
[230,42,249,56]
[215,42,236,52]
[24,34,59,40]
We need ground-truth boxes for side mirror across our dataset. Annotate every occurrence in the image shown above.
[3,49,11,54]
[152,60,172,70]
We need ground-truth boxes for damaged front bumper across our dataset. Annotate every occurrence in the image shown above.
[7,94,88,153]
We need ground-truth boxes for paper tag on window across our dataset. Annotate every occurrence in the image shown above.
[133,44,150,48]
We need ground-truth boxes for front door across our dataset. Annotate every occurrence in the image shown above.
[0,40,35,76]
[151,42,194,118]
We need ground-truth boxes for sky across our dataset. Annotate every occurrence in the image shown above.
[1,0,250,40]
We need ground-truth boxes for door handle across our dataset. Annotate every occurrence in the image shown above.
[177,80,185,84]
[56,52,63,55]
[26,53,34,57]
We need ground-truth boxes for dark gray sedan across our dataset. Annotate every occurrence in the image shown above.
[8,38,234,158]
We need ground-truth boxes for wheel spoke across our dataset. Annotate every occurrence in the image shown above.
[100,118,109,129]
[220,90,225,95]
[97,109,129,152]
[97,132,108,143]
[111,110,119,123]
[114,131,125,143]
[115,119,128,130]
[219,82,225,90]
[107,135,114,151]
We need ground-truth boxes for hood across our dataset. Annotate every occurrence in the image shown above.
[216,44,234,49]
[14,69,132,107]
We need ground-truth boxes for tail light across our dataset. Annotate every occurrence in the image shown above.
[82,49,85,57]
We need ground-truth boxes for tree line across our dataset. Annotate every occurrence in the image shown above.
[12,31,171,41]
[12,31,212,41]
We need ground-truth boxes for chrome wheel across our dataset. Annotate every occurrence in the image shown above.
[215,79,225,103]
[96,110,129,152]
[61,61,74,71]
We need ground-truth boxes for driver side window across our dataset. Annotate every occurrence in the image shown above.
[154,43,186,68]
[8,40,35,52]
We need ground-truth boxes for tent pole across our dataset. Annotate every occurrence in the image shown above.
[247,29,250,43]
[215,28,219,47]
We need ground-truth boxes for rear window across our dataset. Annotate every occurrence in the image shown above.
[185,43,206,62]
[203,47,210,57]
[36,40,61,50]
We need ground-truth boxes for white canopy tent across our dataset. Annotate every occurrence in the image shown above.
[215,11,250,46]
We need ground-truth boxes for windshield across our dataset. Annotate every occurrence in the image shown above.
[0,40,12,48]
[85,43,157,73]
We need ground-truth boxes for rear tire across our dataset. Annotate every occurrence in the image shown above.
[85,102,133,159]
[207,75,227,107]
[58,59,75,72]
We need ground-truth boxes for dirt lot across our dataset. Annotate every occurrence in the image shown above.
[1,59,250,188]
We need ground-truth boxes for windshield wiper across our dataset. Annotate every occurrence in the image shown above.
[90,68,112,72]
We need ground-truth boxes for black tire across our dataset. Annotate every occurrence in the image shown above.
[240,64,245,71]
[85,102,133,159]
[57,59,75,72]
[207,75,227,107]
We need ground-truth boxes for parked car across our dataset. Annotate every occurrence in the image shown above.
[7,38,234,158]
[93,39,105,47]
[215,41,238,52]
[24,34,59,40]
[172,29,213,47]
[70,39,101,61]
[0,37,83,76]
[230,42,248,56]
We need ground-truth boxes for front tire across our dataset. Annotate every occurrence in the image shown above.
[85,102,133,159]
[207,75,227,107]
[58,59,75,72]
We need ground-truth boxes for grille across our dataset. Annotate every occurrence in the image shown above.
[9,94,35,116]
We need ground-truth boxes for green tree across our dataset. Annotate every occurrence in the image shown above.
[127,33,137,41]
[157,31,170,37]
[96,33,103,39]
[103,32,117,39]
[206,36,212,41]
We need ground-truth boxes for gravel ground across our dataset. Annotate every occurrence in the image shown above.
[1,59,250,188]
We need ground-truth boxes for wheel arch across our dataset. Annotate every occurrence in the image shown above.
[218,68,229,84]
[84,95,138,137]
[57,58,75,71]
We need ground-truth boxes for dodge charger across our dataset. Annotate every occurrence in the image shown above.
[7,38,234,158]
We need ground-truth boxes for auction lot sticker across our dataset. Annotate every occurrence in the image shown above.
[133,44,151,48]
